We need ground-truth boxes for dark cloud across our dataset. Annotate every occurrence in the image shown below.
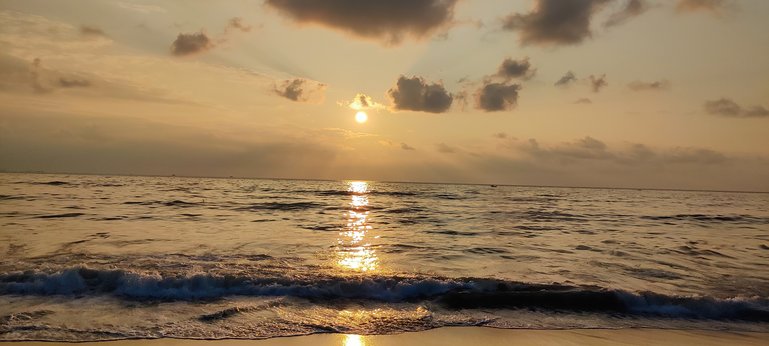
[30,58,49,93]
[170,19,255,57]
[522,136,614,162]
[628,80,670,91]
[746,107,769,117]
[0,111,341,180]
[2,57,90,93]
[344,93,384,111]
[274,78,326,102]
[475,82,521,112]
[589,74,608,93]
[676,0,730,13]
[519,136,732,167]
[58,78,91,88]
[387,76,453,113]
[400,143,416,151]
[80,25,108,37]
[494,57,536,81]
[555,71,577,87]
[226,17,253,33]
[502,0,611,46]
[170,32,214,56]
[436,143,459,154]
[575,98,592,104]
[493,132,508,139]
[665,147,727,164]
[0,54,188,104]
[356,94,371,107]
[265,0,459,45]
[704,98,769,118]
[605,0,649,27]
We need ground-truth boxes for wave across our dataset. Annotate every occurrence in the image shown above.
[123,200,201,207]
[315,190,419,197]
[235,201,325,211]
[1,268,767,321]
[35,212,86,219]
[0,194,19,200]
[27,181,74,186]
[641,214,769,224]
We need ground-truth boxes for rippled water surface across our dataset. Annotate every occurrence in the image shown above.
[1,173,768,341]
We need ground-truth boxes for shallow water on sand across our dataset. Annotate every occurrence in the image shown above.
[1,173,768,340]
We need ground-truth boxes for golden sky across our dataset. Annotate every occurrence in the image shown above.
[1,0,768,191]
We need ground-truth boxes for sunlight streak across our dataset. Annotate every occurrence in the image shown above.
[337,181,378,272]
[343,334,365,346]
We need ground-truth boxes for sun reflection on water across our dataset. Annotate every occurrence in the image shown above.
[337,181,378,272]
[343,334,365,346]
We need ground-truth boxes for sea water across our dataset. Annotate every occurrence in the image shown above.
[1,173,768,341]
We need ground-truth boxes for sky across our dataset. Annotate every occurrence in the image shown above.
[0,0,768,191]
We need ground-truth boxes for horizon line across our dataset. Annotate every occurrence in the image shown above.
[2,170,768,195]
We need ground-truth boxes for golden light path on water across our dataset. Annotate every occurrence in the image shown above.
[343,334,366,346]
[337,181,378,272]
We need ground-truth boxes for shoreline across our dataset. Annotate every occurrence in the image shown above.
[3,327,769,346]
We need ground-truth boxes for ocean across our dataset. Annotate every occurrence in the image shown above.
[1,173,768,341]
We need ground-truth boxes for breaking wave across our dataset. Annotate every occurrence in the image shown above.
[1,268,767,321]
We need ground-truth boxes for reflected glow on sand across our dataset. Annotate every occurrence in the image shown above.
[337,181,378,272]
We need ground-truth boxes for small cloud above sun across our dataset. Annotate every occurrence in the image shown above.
[342,93,385,111]
[355,111,368,123]
[341,93,381,124]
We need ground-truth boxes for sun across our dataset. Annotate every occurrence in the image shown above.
[355,111,368,124]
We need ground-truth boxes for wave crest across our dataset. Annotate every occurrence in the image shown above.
[1,267,767,321]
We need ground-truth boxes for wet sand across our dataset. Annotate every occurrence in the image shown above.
[8,327,769,346]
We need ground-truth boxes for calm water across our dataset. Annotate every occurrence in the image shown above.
[1,173,768,341]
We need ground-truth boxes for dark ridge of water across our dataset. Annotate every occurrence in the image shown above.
[235,202,326,211]
[385,207,427,214]
[0,194,25,201]
[27,181,74,186]
[524,210,588,222]
[641,214,769,224]
[301,224,339,231]
[304,190,420,197]
[425,230,482,236]
[432,193,465,200]
[122,200,202,207]
[34,213,86,219]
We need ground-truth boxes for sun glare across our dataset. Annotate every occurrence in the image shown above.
[355,111,368,124]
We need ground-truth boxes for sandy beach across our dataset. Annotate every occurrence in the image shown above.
[8,327,769,346]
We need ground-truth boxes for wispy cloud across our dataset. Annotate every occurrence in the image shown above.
[628,80,671,91]
[676,0,732,14]
[555,71,578,87]
[274,78,327,103]
[604,0,649,27]
[588,74,608,93]
[704,98,769,118]
[117,2,166,13]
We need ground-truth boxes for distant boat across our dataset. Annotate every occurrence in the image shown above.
[490,184,498,188]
